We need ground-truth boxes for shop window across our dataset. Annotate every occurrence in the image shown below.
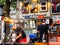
[40,0,48,12]
[22,2,29,14]
[20,0,40,14]
[51,0,60,14]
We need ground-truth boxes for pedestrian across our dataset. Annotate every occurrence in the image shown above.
[49,22,54,33]
[37,19,50,42]
[9,24,27,43]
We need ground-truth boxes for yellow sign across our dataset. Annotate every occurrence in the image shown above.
[32,0,38,2]
[4,17,13,23]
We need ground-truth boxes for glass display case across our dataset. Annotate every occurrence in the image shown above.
[24,20,30,29]
[24,19,37,36]
[24,20,36,29]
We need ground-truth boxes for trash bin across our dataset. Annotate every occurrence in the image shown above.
[29,34,37,43]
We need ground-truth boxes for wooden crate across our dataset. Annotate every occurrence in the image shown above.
[56,28,60,32]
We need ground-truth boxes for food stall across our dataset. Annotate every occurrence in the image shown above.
[49,15,60,45]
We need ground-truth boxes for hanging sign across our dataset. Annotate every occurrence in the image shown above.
[25,16,30,19]
[38,15,44,19]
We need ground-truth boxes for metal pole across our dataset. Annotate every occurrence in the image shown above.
[16,0,20,20]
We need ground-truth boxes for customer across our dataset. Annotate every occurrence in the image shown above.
[9,24,26,43]
[37,19,49,42]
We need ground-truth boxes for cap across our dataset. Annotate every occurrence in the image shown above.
[9,24,14,28]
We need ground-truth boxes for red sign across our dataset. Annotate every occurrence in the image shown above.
[56,20,60,24]
[49,36,60,45]
[38,15,44,19]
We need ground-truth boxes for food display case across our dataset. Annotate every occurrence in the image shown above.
[24,19,36,36]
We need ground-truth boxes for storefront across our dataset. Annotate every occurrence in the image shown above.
[19,13,51,37]
[18,0,51,37]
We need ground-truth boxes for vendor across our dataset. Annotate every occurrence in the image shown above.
[9,24,26,43]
